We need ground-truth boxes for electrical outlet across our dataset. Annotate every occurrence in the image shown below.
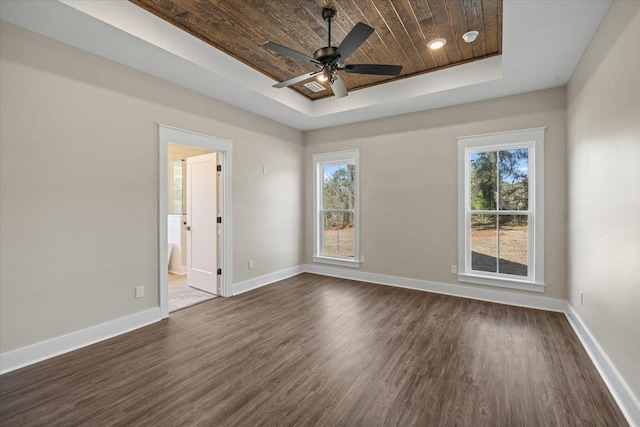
[263,166,269,175]
[249,260,254,269]
[135,285,144,299]
[451,265,458,274]
[580,291,584,306]
[359,254,365,263]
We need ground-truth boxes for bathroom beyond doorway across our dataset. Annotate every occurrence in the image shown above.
[167,144,219,312]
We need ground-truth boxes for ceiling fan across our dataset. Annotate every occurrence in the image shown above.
[263,7,403,98]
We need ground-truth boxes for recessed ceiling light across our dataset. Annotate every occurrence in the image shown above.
[462,31,479,43]
[427,38,446,50]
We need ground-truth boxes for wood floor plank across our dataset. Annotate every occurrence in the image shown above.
[0,273,628,426]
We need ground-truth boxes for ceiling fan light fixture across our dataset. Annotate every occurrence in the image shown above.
[316,70,330,82]
[427,38,446,50]
[462,31,479,43]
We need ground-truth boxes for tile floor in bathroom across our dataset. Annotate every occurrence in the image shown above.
[168,273,216,312]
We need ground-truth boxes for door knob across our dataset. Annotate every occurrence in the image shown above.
[185,225,191,231]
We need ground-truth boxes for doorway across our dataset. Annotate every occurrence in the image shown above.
[167,147,218,311]
[159,125,233,319]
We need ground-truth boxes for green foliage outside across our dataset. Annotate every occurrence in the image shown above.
[471,149,528,226]
[471,152,498,210]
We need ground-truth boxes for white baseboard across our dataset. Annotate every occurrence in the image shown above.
[565,306,640,427]
[232,265,305,296]
[0,307,162,375]
[168,269,186,275]
[303,264,567,312]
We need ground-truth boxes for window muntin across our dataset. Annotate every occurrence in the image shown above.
[458,128,544,292]
[313,151,360,267]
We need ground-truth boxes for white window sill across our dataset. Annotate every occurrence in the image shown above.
[313,256,360,268]
[457,273,545,293]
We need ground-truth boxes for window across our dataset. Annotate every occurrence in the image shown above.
[313,150,360,268]
[457,128,544,292]
[169,160,186,214]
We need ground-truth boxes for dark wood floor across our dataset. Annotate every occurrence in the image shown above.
[0,273,627,426]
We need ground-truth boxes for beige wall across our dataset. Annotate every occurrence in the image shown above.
[304,87,568,299]
[567,1,640,400]
[0,22,304,352]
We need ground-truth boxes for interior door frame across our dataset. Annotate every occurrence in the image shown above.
[158,124,233,319]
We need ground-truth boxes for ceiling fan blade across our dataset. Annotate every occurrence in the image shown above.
[343,64,403,76]
[263,41,321,66]
[330,74,348,98]
[273,71,319,88]
[336,22,374,62]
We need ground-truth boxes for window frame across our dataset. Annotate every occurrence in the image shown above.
[457,128,545,292]
[312,150,360,268]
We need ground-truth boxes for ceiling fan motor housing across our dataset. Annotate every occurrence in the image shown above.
[314,46,338,63]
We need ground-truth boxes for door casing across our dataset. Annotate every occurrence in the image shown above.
[158,125,233,319]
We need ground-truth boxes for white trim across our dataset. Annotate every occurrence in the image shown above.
[312,150,360,267]
[565,306,640,427]
[457,127,545,292]
[457,273,544,292]
[303,264,567,312]
[312,256,360,268]
[232,266,305,296]
[0,308,161,375]
[159,125,233,319]
[456,127,547,142]
[311,149,361,162]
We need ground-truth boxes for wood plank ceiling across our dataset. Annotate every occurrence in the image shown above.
[129,0,502,100]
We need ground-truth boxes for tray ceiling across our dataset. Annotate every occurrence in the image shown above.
[129,0,502,100]
[1,1,610,130]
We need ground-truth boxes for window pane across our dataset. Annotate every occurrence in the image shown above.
[498,215,528,276]
[471,214,497,272]
[323,212,354,258]
[499,148,528,210]
[322,163,355,210]
[470,152,497,210]
[170,161,184,214]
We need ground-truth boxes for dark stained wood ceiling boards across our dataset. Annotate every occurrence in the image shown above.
[129,0,503,100]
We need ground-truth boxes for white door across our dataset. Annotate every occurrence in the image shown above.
[186,153,218,295]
